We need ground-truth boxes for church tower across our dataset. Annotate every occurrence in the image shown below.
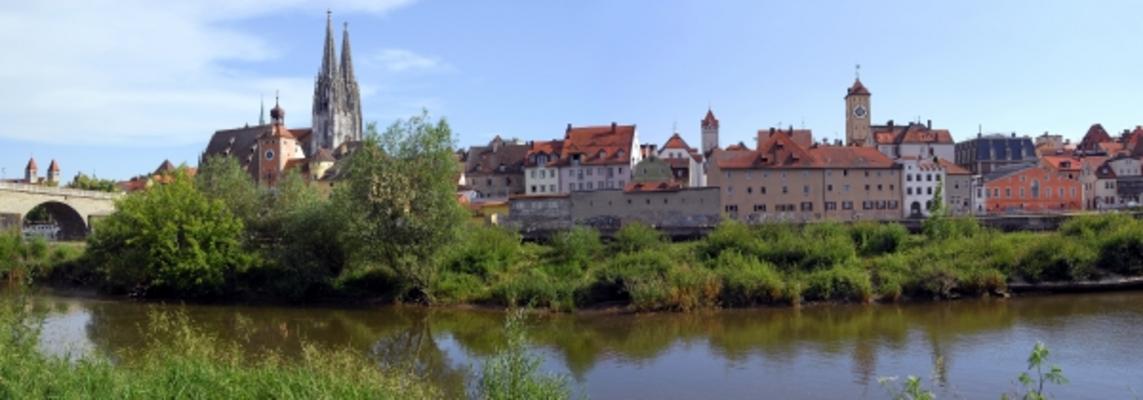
[311,11,363,153]
[845,74,872,147]
[701,108,720,153]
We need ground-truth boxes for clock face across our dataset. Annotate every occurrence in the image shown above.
[265,150,275,160]
[853,105,867,119]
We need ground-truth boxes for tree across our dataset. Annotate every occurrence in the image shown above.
[66,173,118,192]
[333,112,466,301]
[86,169,251,297]
[195,155,261,225]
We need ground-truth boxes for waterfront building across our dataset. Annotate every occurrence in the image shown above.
[954,133,1037,175]
[709,130,901,223]
[462,136,529,200]
[508,185,720,237]
[523,139,563,195]
[873,120,955,161]
[656,132,705,187]
[552,123,642,193]
[981,161,1082,214]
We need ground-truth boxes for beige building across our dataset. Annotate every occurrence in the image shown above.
[462,136,530,200]
[709,131,902,223]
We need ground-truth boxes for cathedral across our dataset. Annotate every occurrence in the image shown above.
[202,11,363,186]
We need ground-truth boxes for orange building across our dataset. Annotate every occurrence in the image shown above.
[981,162,1082,214]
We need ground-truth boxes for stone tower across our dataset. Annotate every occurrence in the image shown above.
[845,78,872,146]
[24,157,38,184]
[701,108,719,153]
[311,11,363,153]
[47,160,60,185]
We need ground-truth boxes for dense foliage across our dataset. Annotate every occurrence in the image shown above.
[66,172,119,192]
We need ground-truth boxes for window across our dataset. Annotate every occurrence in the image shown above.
[827,184,833,192]
[587,182,593,190]
[1019,188,1024,198]
[843,169,849,176]
[927,187,933,195]
[530,185,536,193]
[727,186,733,194]
[878,184,883,191]
[753,204,766,212]
[907,187,913,195]
[865,184,871,191]
[801,202,813,211]
[842,201,853,210]
[486,178,492,186]
[907,174,913,182]
[725,205,739,213]
[586,168,593,176]
[864,171,870,177]
[782,186,788,194]
[747,187,753,194]
[549,184,556,192]
[926,174,932,182]
[825,202,837,210]
[844,184,850,192]
[761,186,767,194]
[803,185,810,194]
[530,170,536,179]
[889,184,895,191]
[1005,188,1011,198]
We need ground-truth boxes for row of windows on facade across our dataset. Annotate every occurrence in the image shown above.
[520,166,631,180]
[726,183,896,195]
[724,200,900,213]
[513,196,707,211]
[905,173,941,182]
[976,186,1078,199]
[724,169,896,180]
[905,186,936,196]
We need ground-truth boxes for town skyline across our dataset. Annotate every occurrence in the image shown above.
[4,1,1143,179]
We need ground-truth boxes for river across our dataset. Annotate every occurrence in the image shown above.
[28,292,1143,399]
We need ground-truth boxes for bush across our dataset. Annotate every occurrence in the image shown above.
[476,310,573,400]
[802,264,873,303]
[866,254,909,302]
[612,222,664,253]
[446,225,523,279]
[432,271,487,304]
[549,227,603,274]
[850,222,908,256]
[1016,236,1097,282]
[86,170,252,298]
[711,251,786,306]
[698,220,764,260]
[759,227,855,272]
[1096,224,1143,276]
[600,251,719,311]
[490,269,577,311]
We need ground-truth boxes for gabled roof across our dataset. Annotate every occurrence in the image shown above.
[871,123,953,145]
[524,140,564,167]
[717,132,896,170]
[155,160,177,175]
[936,158,971,175]
[203,124,267,174]
[1041,155,1082,172]
[663,133,691,150]
[808,146,896,169]
[1078,123,1113,152]
[701,109,719,129]
[552,124,636,166]
[463,137,530,174]
[757,128,813,149]
[311,148,336,163]
[1128,127,1143,157]
[846,78,871,97]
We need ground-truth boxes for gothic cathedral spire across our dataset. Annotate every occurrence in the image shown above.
[311,10,362,153]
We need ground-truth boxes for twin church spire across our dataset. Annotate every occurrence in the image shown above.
[311,10,363,153]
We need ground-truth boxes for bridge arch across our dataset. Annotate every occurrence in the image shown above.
[24,201,88,241]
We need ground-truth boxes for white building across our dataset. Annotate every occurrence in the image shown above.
[524,140,563,195]
[551,123,641,192]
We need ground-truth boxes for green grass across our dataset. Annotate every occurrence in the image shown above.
[0,294,439,399]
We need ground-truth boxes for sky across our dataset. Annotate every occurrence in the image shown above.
[3,0,1143,180]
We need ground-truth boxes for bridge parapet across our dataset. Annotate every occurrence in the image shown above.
[0,182,122,200]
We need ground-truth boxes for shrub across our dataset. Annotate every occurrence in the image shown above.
[1016,236,1097,282]
[1059,213,1135,238]
[549,227,603,273]
[476,310,573,400]
[866,254,909,302]
[698,220,763,260]
[491,269,577,311]
[711,251,785,306]
[446,225,523,279]
[850,222,908,256]
[600,251,719,311]
[1096,224,1143,276]
[432,271,487,304]
[802,264,873,303]
[612,222,664,253]
[760,229,855,272]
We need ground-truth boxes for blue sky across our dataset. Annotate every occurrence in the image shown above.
[2,1,1143,180]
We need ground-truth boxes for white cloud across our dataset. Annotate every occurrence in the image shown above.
[371,49,449,73]
[0,0,417,146]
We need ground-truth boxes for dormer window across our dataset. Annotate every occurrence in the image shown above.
[617,150,625,158]
[598,150,606,159]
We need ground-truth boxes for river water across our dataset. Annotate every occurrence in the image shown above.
[28,292,1143,399]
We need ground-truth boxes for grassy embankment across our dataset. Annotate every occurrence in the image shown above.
[430,213,1143,311]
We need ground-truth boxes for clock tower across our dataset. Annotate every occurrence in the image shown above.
[845,76,872,146]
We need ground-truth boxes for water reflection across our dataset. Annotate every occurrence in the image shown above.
[31,292,1143,399]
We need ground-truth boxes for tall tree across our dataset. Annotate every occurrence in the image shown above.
[333,112,466,301]
[195,156,261,226]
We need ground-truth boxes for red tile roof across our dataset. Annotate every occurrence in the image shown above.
[872,123,953,145]
[663,133,691,150]
[553,124,636,166]
[48,159,60,172]
[717,132,895,170]
[525,140,564,167]
[1041,155,1082,172]
[625,180,682,193]
[1125,127,1143,156]
[757,128,813,149]
[702,109,719,129]
[1078,123,1112,152]
[846,79,870,97]
[25,158,37,171]
[936,158,971,175]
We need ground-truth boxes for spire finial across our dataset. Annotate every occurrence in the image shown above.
[855,64,861,80]
[259,94,265,125]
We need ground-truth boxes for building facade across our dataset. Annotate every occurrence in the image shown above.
[311,12,363,153]
[981,164,1082,214]
[845,78,872,146]
[552,123,641,192]
[523,140,563,195]
[463,136,529,200]
[873,121,955,161]
[709,131,901,223]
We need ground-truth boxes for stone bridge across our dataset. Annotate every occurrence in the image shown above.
[0,182,120,240]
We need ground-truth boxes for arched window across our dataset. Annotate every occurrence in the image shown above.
[1031,180,1040,198]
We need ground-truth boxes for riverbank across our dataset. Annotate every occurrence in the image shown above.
[11,213,1143,313]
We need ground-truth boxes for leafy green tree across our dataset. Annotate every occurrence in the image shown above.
[261,171,345,299]
[195,155,261,226]
[87,169,251,298]
[66,173,118,192]
[333,113,466,301]
[612,222,664,254]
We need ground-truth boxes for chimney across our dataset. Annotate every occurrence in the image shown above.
[926,119,932,130]
[888,120,895,129]
[611,122,617,132]
[1011,132,1016,138]
[565,123,572,135]
[977,132,982,139]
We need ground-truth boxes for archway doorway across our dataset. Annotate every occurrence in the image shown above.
[909,201,923,218]
[23,201,87,241]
